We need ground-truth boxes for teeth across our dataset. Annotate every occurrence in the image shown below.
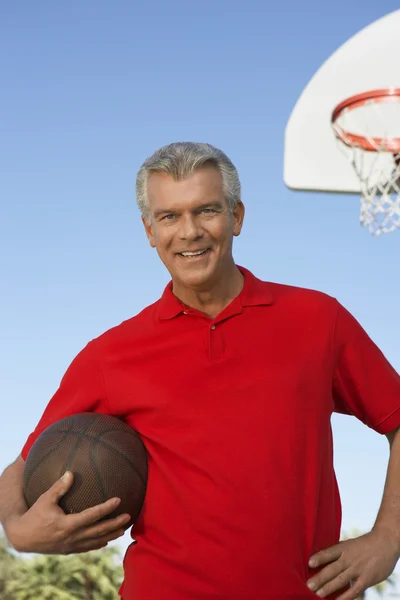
[181,250,207,257]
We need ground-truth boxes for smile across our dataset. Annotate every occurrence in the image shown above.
[178,249,210,257]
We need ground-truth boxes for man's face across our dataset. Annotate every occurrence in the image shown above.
[142,165,244,291]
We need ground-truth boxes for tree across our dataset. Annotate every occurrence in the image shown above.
[66,547,124,600]
[7,546,123,600]
[0,531,20,600]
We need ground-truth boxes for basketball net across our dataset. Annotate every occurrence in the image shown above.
[331,89,400,236]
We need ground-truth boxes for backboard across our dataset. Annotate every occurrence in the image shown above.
[284,10,400,194]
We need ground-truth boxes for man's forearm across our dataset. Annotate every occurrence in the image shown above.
[373,428,400,553]
[0,456,28,530]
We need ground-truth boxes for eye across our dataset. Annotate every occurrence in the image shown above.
[201,208,217,214]
[161,214,176,221]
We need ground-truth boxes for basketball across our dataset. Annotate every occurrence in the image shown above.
[23,413,148,525]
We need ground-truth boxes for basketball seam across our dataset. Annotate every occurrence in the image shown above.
[64,416,95,472]
[44,426,147,486]
[90,441,107,502]
[31,430,147,487]
[25,417,147,508]
[23,423,73,489]
[93,434,147,487]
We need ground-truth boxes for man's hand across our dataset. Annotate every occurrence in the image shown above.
[4,471,131,554]
[306,529,398,599]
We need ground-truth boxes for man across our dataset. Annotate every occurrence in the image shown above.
[1,142,400,600]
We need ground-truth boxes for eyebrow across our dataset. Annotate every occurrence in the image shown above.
[153,201,224,218]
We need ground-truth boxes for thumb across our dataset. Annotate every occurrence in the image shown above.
[47,471,74,502]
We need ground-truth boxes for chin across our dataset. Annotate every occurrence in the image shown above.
[179,273,209,288]
[175,269,213,289]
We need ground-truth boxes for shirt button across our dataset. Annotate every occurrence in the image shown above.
[183,311,187,315]
[211,325,216,330]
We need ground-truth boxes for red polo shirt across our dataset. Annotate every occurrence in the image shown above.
[21,267,400,600]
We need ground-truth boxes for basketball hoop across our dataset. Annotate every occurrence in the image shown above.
[331,88,400,235]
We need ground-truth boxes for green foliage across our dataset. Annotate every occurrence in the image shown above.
[0,533,123,600]
[3,529,397,599]
[0,533,19,600]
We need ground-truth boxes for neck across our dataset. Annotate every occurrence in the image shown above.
[172,264,244,319]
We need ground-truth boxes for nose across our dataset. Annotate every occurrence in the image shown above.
[178,213,204,241]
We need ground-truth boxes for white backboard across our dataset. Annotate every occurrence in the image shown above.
[284,10,400,193]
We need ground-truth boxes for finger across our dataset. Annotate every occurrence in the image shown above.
[309,544,343,568]
[311,568,354,598]
[68,497,123,528]
[336,579,366,600]
[64,541,108,555]
[307,560,345,593]
[93,528,127,545]
[74,513,131,542]
[42,471,75,503]
[69,529,126,554]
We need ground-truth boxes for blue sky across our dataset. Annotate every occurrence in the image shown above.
[2,0,400,590]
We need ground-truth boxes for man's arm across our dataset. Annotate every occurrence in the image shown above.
[306,426,400,600]
[0,456,28,526]
[0,455,130,554]
[373,426,400,544]
[385,429,398,445]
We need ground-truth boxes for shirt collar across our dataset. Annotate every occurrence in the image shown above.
[157,266,273,321]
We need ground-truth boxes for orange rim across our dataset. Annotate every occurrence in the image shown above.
[331,88,400,153]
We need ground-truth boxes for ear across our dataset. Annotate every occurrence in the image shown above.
[232,201,245,237]
[142,215,156,248]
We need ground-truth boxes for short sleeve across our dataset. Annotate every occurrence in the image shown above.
[333,302,400,434]
[21,341,109,460]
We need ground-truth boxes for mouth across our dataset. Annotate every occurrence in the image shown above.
[177,248,211,259]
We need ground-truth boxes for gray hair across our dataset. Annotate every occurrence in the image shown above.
[136,142,241,220]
